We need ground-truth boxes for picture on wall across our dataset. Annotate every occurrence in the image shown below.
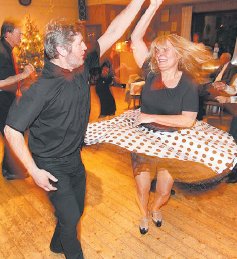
[85,24,101,50]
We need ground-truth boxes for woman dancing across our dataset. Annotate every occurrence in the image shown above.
[130,0,212,234]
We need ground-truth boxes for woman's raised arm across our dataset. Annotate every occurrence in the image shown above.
[131,0,164,68]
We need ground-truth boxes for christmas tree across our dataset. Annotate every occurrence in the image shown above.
[17,15,44,72]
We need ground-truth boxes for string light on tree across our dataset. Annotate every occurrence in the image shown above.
[17,15,44,72]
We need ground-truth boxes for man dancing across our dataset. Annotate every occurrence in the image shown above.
[4,0,146,258]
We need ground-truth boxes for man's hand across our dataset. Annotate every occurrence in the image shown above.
[216,96,230,104]
[22,63,35,79]
[213,81,226,91]
[31,168,58,192]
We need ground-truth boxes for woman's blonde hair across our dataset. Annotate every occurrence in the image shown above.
[149,34,213,82]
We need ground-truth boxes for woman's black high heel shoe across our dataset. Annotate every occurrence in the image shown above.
[139,217,149,234]
[151,211,162,227]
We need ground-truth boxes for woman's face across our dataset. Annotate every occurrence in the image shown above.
[154,40,180,71]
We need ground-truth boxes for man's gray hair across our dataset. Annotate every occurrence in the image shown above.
[44,19,83,60]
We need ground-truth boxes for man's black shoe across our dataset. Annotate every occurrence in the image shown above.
[50,230,64,254]
[2,168,29,180]
[50,244,64,254]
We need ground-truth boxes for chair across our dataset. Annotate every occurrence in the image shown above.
[205,101,224,117]
[130,81,145,109]
[125,74,144,109]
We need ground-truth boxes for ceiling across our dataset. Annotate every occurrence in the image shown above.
[87,0,218,6]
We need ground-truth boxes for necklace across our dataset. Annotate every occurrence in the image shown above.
[162,71,182,88]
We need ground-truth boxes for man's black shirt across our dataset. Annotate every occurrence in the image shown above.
[0,38,15,80]
[6,45,100,158]
[0,38,16,134]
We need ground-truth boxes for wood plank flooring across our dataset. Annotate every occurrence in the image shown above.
[0,86,236,259]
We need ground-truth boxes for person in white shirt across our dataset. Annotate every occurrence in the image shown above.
[214,74,237,104]
[213,42,219,59]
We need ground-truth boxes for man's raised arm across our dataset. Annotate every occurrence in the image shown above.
[98,0,145,57]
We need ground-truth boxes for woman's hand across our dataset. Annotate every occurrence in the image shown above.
[134,112,154,126]
[134,111,197,128]
[140,112,155,123]
[150,0,164,8]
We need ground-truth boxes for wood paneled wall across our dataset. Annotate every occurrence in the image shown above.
[0,0,79,33]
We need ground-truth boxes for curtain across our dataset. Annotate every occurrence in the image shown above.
[78,0,87,20]
[231,37,237,65]
[181,6,193,41]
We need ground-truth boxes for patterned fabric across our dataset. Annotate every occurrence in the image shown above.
[85,109,237,174]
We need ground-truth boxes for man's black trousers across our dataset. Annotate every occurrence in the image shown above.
[34,150,86,259]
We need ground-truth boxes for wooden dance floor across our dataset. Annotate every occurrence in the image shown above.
[0,86,237,258]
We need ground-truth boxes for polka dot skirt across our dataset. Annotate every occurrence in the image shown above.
[85,109,237,174]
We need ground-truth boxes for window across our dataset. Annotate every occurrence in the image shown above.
[192,10,237,55]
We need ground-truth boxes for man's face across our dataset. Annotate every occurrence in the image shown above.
[65,33,87,70]
[6,28,22,47]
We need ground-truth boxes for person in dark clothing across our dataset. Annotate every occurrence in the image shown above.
[130,0,212,235]
[197,52,237,120]
[214,76,237,183]
[96,61,116,118]
[210,53,237,84]
[4,1,147,258]
[0,19,34,180]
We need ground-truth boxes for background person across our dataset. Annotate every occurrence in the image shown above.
[214,73,237,96]
[4,0,147,257]
[214,75,237,184]
[0,19,34,180]
[192,74,237,185]
[197,52,237,120]
[95,60,116,118]
[130,0,212,234]
[215,74,237,143]
[213,42,220,59]
[210,52,237,84]
[0,64,34,89]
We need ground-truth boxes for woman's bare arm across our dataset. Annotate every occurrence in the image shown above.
[131,0,164,68]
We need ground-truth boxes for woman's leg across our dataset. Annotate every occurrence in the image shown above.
[134,171,151,234]
[134,171,151,218]
[151,169,174,225]
[131,153,153,234]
